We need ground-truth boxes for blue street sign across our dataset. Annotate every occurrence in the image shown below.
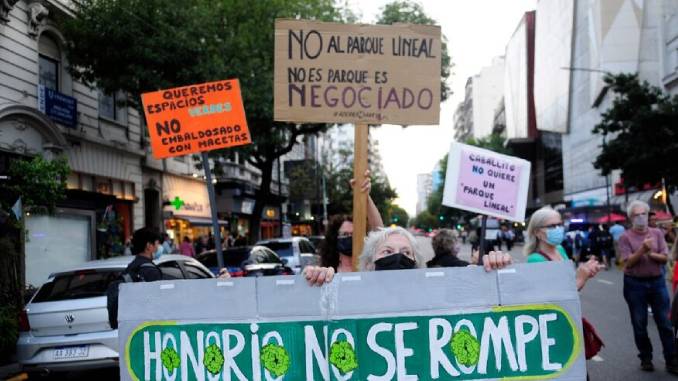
[38,85,77,128]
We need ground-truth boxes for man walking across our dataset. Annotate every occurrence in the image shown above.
[127,227,163,282]
[620,200,677,374]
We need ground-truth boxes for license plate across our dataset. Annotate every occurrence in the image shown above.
[53,345,89,360]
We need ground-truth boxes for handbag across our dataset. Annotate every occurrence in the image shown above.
[535,250,604,359]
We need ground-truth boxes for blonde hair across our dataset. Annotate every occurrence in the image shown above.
[359,227,424,271]
[524,207,561,256]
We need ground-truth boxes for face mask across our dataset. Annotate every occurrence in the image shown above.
[336,236,352,256]
[633,214,648,229]
[545,226,565,246]
[374,253,416,271]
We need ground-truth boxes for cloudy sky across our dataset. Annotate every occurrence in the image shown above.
[347,0,537,217]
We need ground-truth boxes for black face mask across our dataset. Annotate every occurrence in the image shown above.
[374,253,416,271]
[336,236,352,256]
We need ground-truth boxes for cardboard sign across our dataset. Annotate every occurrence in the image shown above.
[118,263,585,380]
[274,19,441,125]
[141,79,251,159]
[443,142,531,222]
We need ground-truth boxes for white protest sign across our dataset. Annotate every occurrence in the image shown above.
[443,142,531,222]
[118,264,585,380]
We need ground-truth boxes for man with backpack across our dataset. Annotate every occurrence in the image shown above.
[107,227,163,328]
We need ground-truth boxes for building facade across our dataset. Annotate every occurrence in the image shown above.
[1,0,216,286]
[416,173,432,216]
[471,56,506,139]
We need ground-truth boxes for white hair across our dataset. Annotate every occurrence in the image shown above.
[523,206,561,256]
[627,200,650,218]
[359,227,424,271]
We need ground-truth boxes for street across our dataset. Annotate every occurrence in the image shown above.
[24,238,677,381]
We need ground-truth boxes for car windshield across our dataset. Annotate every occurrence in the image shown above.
[259,241,294,257]
[197,247,251,268]
[32,269,122,302]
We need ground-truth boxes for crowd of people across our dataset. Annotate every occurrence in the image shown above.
[123,231,249,258]
[119,171,678,377]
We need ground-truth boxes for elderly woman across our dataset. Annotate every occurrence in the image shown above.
[427,228,469,268]
[524,207,601,290]
[304,226,512,285]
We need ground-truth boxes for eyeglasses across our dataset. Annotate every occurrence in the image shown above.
[541,223,564,229]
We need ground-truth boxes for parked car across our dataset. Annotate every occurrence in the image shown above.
[195,246,253,277]
[16,254,213,373]
[255,237,318,273]
[240,246,294,277]
[308,235,325,252]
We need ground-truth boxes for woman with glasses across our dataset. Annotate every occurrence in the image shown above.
[524,207,602,291]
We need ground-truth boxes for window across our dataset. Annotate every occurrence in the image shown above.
[182,263,212,279]
[158,261,184,279]
[38,34,60,90]
[299,240,315,254]
[32,270,121,302]
[99,91,127,123]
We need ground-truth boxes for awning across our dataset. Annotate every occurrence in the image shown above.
[174,215,229,226]
[609,189,657,207]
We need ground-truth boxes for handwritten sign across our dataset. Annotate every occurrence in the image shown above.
[118,264,586,380]
[141,79,251,159]
[443,142,531,222]
[274,19,441,125]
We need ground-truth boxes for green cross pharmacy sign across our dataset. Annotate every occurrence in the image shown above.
[118,263,586,380]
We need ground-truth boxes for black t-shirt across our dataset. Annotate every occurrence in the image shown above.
[126,255,162,282]
[427,255,470,268]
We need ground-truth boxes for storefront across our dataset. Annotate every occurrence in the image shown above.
[162,174,228,246]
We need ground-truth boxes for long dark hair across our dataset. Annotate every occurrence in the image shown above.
[319,215,352,270]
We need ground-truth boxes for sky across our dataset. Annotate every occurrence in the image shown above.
[348,0,537,217]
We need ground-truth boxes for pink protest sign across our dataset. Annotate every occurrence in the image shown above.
[442,142,531,222]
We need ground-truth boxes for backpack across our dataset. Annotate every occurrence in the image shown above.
[106,263,157,329]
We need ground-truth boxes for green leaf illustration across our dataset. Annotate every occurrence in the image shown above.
[450,329,481,366]
[161,347,180,371]
[203,343,225,375]
[329,340,358,374]
[260,343,291,377]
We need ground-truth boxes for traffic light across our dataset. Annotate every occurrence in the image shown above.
[438,215,444,221]
[456,224,462,230]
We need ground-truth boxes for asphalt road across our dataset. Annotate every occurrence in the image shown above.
[27,239,678,380]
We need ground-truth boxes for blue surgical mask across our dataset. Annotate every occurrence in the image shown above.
[545,226,565,246]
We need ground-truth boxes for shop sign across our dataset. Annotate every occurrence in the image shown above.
[38,85,78,128]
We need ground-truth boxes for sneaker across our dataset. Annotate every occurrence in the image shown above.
[641,359,655,372]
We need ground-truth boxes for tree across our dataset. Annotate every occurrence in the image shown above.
[62,0,348,242]
[464,133,512,155]
[411,210,437,231]
[592,73,678,213]
[320,131,397,218]
[377,0,452,101]
[385,204,409,227]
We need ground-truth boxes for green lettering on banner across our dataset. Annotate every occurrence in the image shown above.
[124,304,580,380]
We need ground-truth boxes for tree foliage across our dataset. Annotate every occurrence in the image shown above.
[320,131,397,219]
[377,0,452,102]
[1,156,69,215]
[592,73,678,212]
[62,0,349,241]
[385,204,409,227]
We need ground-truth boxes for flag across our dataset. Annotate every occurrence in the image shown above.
[11,197,22,220]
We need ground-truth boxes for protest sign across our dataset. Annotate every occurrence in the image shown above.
[274,19,441,126]
[141,79,251,159]
[118,263,585,380]
[443,142,531,222]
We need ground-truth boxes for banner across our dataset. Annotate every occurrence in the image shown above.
[141,79,251,159]
[442,142,532,222]
[274,19,441,125]
[38,85,78,128]
[118,263,585,380]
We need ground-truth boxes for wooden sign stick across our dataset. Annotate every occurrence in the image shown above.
[352,124,369,271]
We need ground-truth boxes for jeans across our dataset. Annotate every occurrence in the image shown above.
[623,275,676,362]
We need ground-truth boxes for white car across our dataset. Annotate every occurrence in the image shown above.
[255,237,319,273]
[16,254,214,373]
